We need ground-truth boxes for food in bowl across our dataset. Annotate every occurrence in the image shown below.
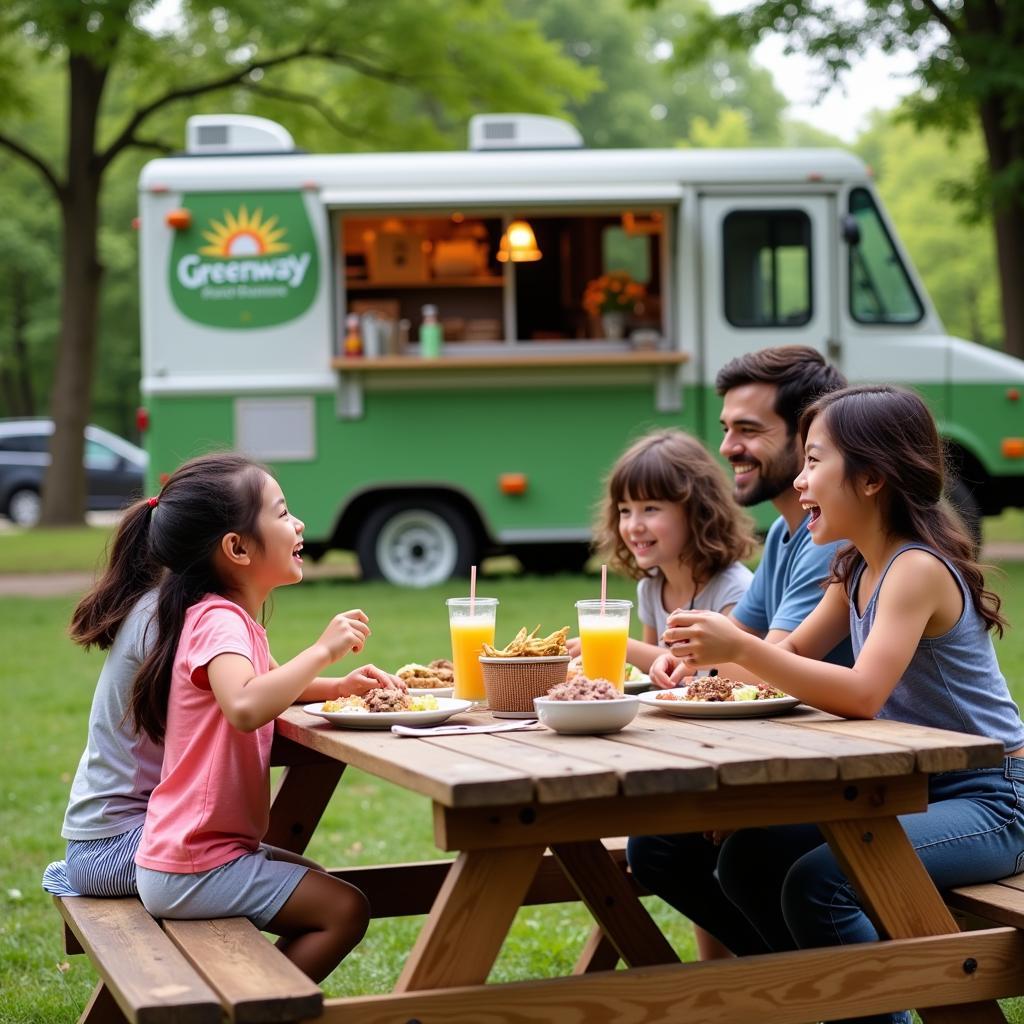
[483,625,570,657]
[396,659,454,688]
[321,689,440,714]
[545,676,621,701]
[655,677,786,702]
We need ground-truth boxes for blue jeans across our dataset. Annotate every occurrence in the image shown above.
[627,758,1024,1024]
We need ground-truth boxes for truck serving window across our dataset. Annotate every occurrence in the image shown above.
[722,210,811,328]
[848,188,923,324]
[338,208,667,349]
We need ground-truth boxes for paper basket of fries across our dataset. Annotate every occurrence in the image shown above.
[479,626,571,717]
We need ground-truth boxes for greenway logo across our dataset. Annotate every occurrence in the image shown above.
[170,192,319,329]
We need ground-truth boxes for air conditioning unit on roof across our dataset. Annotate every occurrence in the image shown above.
[468,114,584,152]
[185,115,295,155]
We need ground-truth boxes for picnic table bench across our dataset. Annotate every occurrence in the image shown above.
[56,893,321,1023]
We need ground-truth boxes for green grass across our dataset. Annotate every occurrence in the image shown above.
[0,526,115,574]
[3,564,1024,1021]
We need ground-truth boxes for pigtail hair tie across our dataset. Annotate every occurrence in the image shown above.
[147,496,159,508]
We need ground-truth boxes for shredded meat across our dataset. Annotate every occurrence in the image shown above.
[363,687,412,713]
[545,676,621,701]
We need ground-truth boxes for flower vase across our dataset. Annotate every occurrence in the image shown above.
[601,312,626,341]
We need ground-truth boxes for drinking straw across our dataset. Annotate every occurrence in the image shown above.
[600,564,607,615]
[470,565,477,616]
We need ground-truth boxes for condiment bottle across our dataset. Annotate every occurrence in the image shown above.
[419,304,443,359]
[343,313,363,357]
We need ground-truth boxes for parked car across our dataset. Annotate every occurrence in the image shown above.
[0,419,147,527]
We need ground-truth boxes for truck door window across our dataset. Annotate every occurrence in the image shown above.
[723,210,812,328]
[848,188,923,324]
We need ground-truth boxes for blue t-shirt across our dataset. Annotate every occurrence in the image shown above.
[732,514,854,666]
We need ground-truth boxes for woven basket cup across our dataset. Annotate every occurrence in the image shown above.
[479,656,571,714]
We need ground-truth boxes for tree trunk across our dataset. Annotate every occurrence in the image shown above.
[40,54,108,526]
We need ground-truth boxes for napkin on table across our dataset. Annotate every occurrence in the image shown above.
[391,720,545,737]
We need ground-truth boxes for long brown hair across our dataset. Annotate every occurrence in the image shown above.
[800,385,1005,635]
[596,429,755,585]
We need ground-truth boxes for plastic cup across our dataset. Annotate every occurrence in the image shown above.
[575,599,632,691]
[446,597,498,702]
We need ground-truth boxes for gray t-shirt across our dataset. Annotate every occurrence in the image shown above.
[62,591,163,840]
[637,562,754,644]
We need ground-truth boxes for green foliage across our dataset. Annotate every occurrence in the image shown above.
[857,110,1003,348]
[506,0,786,148]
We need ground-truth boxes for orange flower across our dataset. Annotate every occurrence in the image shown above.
[582,271,645,315]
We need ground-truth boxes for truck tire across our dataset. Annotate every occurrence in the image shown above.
[947,479,982,552]
[356,500,476,587]
[7,487,41,527]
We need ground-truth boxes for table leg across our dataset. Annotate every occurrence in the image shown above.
[823,816,1007,1023]
[551,840,678,967]
[573,926,621,973]
[394,845,545,991]
[78,981,127,1024]
[265,760,345,854]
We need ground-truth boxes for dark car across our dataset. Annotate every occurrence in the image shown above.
[0,419,148,526]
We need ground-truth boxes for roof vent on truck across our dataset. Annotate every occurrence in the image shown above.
[468,114,583,151]
[185,114,296,155]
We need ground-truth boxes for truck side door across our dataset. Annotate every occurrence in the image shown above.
[699,194,838,433]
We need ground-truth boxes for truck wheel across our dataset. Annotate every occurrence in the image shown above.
[7,487,41,527]
[356,501,476,587]
[947,480,982,551]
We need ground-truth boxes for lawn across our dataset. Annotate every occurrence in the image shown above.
[2,553,1024,1021]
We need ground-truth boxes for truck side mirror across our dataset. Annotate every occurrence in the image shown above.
[841,214,861,246]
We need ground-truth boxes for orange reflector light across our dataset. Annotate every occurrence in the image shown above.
[1002,438,1024,459]
[165,208,192,230]
[1008,388,1020,402]
[499,473,528,495]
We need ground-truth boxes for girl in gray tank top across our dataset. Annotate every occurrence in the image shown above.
[654,385,1024,1024]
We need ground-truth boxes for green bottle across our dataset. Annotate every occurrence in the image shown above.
[420,304,443,359]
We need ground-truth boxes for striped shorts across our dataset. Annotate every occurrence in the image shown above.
[64,825,144,897]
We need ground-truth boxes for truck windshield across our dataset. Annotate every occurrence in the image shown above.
[848,187,923,324]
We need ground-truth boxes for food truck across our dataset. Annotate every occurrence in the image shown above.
[137,113,1024,586]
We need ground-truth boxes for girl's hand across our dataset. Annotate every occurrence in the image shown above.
[316,610,371,663]
[649,653,690,689]
[339,664,407,697]
[662,610,745,668]
[566,636,581,658]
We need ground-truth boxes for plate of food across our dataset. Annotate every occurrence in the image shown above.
[623,664,652,694]
[637,677,801,718]
[395,659,455,698]
[304,690,472,729]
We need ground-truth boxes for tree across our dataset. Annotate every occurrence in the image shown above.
[508,0,787,149]
[656,0,1024,359]
[0,0,594,525]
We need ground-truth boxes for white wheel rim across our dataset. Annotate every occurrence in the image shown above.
[375,509,459,587]
[9,490,40,527]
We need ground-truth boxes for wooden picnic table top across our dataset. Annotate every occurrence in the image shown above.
[275,701,1003,809]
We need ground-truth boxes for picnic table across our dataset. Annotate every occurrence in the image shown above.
[265,701,1024,1023]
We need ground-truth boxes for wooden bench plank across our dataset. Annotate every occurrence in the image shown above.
[947,879,1024,930]
[163,918,322,1023]
[316,928,1024,1024]
[55,897,221,1024]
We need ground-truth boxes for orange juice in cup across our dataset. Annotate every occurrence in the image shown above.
[575,599,631,690]
[446,597,498,701]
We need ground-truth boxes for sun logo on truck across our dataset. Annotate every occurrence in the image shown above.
[199,206,289,258]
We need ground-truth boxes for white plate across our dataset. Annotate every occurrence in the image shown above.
[637,687,801,718]
[624,673,651,695]
[408,685,454,698]
[303,697,472,730]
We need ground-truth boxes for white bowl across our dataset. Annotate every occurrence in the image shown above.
[533,695,639,735]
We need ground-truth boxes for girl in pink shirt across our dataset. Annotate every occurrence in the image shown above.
[118,452,402,981]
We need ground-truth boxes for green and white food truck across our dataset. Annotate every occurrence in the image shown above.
[138,113,1024,586]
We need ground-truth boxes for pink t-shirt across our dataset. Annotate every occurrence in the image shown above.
[136,595,274,874]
